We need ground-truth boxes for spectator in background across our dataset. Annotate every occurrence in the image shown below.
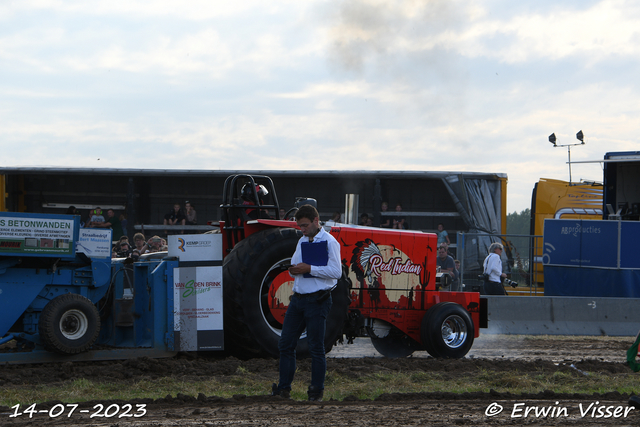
[359,213,370,226]
[99,209,124,240]
[185,201,197,225]
[437,245,455,273]
[436,245,455,288]
[379,202,391,228]
[164,203,186,227]
[116,241,132,258]
[392,203,406,229]
[66,206,85,227]
[440,241,454,258]
[146,235,164,253]
[436,223,450,246]
[87,207,105,228]
[325,211,341,226]
[133,233,146,253]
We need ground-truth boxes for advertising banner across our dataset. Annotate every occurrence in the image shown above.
[543,219,617,268]
[77,229,113,258]
[173,266,223,351]
[543,219,640,296]
[168,234,222,262]
[0,214,75,256]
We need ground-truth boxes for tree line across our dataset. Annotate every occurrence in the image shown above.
[506,208,531,236]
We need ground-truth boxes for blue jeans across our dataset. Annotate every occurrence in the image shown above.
[277,293,332,392]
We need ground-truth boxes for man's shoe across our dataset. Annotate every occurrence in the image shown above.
[271,383,290,399]
[629,395,640,409]
[307,385,323,402]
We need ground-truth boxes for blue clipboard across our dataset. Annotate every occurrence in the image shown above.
[301,240,328,278]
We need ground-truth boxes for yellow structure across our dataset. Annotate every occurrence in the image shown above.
[0,175,5,212]
[531,178,603,285]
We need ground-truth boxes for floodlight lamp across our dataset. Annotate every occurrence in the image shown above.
[548,133,557,146]
[576,130,584,144]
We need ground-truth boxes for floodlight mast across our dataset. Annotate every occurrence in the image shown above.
[548,130,585,184]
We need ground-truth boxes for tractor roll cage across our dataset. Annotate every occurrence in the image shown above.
[220,174,281,250]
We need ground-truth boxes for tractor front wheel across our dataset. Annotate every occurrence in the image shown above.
[421,302,474,358]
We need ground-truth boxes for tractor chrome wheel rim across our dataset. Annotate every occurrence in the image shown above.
[59,309,89,340]
[259,258,307,339]
[440,314,467,349]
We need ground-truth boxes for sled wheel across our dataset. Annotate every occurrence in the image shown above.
[367,319,421,358]
[421,302,474,359]
[39,294,101,354]
[223,227,350,358]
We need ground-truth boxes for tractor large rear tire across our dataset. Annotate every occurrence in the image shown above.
[223,227,349,359]
[39,294,101,354]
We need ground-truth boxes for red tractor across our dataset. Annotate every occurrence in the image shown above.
[220,174,487,358]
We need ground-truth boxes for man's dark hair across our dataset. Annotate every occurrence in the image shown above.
[295,204,319,222]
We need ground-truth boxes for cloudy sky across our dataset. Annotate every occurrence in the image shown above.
[2,0,638,213]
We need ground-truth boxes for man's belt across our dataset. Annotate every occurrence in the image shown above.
[293,290,325,298]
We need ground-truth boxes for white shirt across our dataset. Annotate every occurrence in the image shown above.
[290,226,341,294]
[483,252,502,282]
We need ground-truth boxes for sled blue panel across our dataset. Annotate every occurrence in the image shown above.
[0,269,50,336]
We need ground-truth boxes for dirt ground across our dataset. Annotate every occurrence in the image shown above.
[1,335,639,426]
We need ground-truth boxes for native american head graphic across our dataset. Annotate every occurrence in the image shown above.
[350,238,381,285]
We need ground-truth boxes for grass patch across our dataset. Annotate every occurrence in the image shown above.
[1,363,638,406]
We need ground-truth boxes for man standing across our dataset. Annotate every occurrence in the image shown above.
[272,204,341,401]
[99,209,124,241]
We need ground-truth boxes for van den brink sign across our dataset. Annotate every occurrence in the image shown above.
[173,266,223,351]
[170,234,224,352]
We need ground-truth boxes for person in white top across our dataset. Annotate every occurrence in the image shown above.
[272,204,341,402]
[482,242,507,295]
